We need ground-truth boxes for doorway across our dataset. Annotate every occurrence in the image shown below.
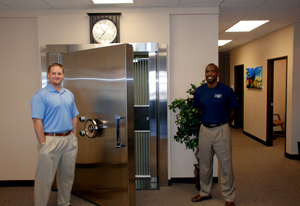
[41,43,168,193]
[133,52,158,190]
[267,57,287,148]
[234,65,244,129]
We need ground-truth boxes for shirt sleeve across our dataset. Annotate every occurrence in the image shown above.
[30,93,45,119]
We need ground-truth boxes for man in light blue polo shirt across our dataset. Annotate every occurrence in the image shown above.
[31,63,79,206]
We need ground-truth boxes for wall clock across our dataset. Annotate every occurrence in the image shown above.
[92,19,117,44]
[87,13,121,44]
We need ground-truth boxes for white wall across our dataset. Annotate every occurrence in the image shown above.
[38,15,90,45]
[0,7,219,180]
[170,14,219,178]
[230,24,300,155]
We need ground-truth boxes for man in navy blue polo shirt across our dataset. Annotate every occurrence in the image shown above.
[191,63,239,206]
[31,63,79,206]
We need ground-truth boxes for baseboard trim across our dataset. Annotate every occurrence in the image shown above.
[285,152,300,160]
[243,131,300,160]
[168,177,218,186]
[0,180,34,187]
[243,131,267,146]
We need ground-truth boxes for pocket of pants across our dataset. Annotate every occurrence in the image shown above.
[37,137,48,152]
[71,132,78,148]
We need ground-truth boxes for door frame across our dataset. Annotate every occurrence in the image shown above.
[234,64,244,129]
[41,43,168,188]
[266,56,288,147]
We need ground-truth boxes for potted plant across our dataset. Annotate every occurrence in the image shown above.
[169,80,205,190]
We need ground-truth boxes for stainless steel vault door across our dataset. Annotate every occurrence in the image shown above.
[62,44,135,206]
[40,42,168,204]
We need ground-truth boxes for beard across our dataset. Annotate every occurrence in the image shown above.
[52,81,61,85]
[206,77,217,84]
[50,79,62,86]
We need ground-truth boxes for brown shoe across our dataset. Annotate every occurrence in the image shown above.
[225,202,235,206]
[191,194,212,202]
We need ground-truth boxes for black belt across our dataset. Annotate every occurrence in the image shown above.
[202,122,228,128]
[44,131,71,136]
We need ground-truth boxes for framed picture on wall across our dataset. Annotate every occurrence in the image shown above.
[246,66,262,89]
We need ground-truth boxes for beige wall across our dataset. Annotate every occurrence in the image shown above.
[0,18,40,180]
[230,24,300,155]
[291,23,300,154]
[0,7,218,180]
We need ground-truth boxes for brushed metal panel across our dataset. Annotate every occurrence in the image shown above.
[158,44,168,187]
[126,45,136,206]
[148,51,158,180]
[62,44,135,206]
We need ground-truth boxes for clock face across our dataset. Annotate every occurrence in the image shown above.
[92,19,118,44]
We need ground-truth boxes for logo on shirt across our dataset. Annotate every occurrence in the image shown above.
[214,94,222,98]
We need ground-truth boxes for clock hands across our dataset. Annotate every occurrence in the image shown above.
[99,27,108,39]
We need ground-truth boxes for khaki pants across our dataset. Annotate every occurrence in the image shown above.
[199,123,235,202]
[34,133,78,206]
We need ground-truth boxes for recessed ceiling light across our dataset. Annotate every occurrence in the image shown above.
[218,40,232,46]
[92,0,133,4]
[226,20,269,32]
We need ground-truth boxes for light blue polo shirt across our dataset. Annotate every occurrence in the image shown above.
[31,83,79,133]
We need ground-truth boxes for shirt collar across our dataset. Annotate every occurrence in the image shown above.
[46,83,66,93]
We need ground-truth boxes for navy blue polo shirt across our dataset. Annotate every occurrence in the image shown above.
[193,83,239,124]
[31,83,79,133]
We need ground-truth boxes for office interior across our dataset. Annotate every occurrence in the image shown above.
[0,0,300,198]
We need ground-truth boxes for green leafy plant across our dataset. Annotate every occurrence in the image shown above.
[169,80,205,152]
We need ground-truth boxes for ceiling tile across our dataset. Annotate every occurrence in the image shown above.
[179,0,222,7]
[6,5,53,10]
[244,1,300,20]
[219,32,244,40]
[136,0,179,3]
[0,4,10,9]
[44,0,93,6]
[0,0,47,5]
[223,0,266,2]
[136,0,179,7]
[219,2,265,21]
[277,6,300,22]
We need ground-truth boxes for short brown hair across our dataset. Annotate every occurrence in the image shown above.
[48,63,64,74]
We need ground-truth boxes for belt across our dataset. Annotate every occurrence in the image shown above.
[44,131,71,136]
[202,122,228,128]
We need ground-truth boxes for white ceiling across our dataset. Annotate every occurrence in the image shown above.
[1,0,299,52]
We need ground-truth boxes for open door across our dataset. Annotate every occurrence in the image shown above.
[267,56,287,148]
[62,44,135,206]
[41,42,168,205]
[234,65,244,129]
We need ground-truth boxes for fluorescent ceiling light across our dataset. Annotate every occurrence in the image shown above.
[218,40,232,46]
[226,20,269,32]
[92,0,133,3]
